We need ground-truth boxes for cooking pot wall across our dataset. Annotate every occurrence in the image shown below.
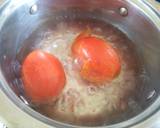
[0,0,160,126]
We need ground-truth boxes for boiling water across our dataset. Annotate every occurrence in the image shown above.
[16,18,144,126]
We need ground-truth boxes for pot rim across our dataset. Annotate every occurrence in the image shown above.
[0,0,160,128]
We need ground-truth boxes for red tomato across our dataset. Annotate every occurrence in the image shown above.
[22,50,66,104]
[72,31,121,84]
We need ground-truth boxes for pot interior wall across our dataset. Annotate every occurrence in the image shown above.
[0,0,160,127]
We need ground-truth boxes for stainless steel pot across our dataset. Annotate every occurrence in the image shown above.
[0,0,160,128]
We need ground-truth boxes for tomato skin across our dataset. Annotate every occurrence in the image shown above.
[72,33,121,84]
[22,50,66,104]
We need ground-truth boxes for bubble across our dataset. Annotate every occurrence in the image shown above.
[3,55,7,60]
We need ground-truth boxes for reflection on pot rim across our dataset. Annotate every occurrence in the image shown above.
[0,0,160,128]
